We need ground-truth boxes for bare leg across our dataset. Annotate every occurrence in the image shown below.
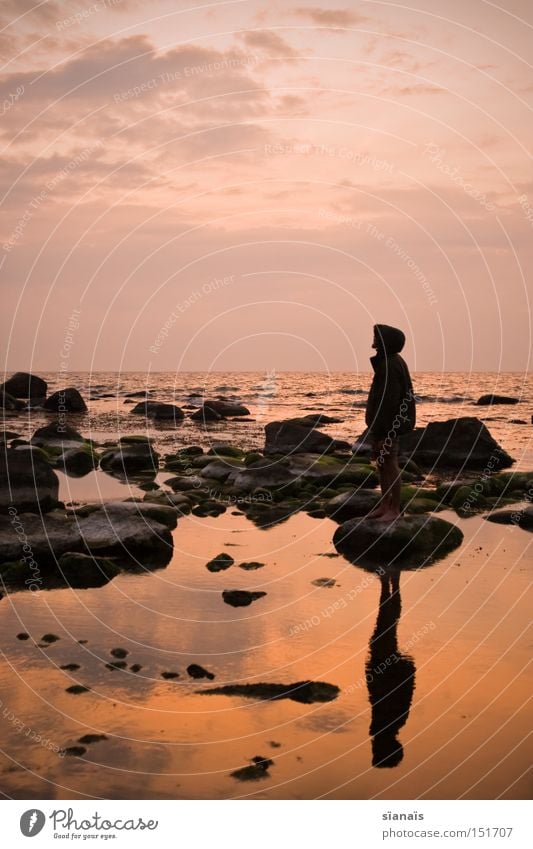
[375,451,402,521]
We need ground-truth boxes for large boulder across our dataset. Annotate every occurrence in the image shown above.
[204,400,250,417]
[0,503,174,566]
[264,419,350,456]
[399,418,513,470]
[0,450,59,514]
[1,372,47,399]
[333,514,463,567]
[476,395,520,406]
[32,422,87,451]
[43,388,87,413]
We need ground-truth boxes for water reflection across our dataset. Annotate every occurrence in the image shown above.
[366,569,416,768]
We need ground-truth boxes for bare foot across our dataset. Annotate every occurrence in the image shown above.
[373,509,401,523]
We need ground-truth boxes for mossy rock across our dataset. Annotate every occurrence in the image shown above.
[191,455,218,468]
[244,452,264,466]
[450,485,490,516]
[334,514,463,568]
[207,444,244,459]
[404,497,444,515]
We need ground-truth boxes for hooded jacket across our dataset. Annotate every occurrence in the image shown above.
[365,324,416,439]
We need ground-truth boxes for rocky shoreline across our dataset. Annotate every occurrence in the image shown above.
[1,372,532,595]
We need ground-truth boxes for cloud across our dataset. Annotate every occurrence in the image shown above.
[294,7,367,27]
[238,30,299,58]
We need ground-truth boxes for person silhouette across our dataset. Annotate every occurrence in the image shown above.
[365,569,416,768]
[365,324,416,521]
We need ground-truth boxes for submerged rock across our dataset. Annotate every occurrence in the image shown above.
[200,680,340,703]
[1,372,47,400]
[222,589,267,607]
[476,394,520,405]
[231,755,274,782]
[43,388,87,413]
[206,553,234,572]
[187,664,215,680]
[0,450,59,513]
[334,514,463,567]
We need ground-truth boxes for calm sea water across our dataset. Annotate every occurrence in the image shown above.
[16,371,533,469]
[0,371,531,800]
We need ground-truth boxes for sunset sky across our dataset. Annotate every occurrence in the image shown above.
[0,0,531,373]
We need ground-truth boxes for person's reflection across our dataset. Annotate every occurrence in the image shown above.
[366,569,416,768]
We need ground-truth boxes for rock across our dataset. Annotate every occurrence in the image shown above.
[165,474,203,491]
[238,561,265,570]
[32,422,86,448]
[222,589,267,607]
[1,430,20,442]
[161,671,180,680]
[333,514,463,567]
[130,664,143,673]
[60,663,80,671]
[207,444,244,458]
[16,633,30,640]
[312,578,336,587]
[187,664,215,680]
[63,746,86,757]
[100,443,159,475]
[43,388,87,413]
[202,400,250,417]
[110,647,128,659]
[476,395,520,405]
[200,459,244,483]
[106,661,127,670]
[151,403,185,421]
[0,505,173,572]
[66,685,90,695]
[231,756,274,782]
[288,413,343,426]
[0,391,25,411]
[41,633,60,643]
[509,419,527,425]
[398,418,514,470]
[58,553,121,587]
[200,680,340,703]
[325,489,380,522]
[485,506,533,531]
[58,446,97,477]
[1,372,47,399]
[264,419,350,455]
[231,454,377,495]
[177,446,204,457]
[189,405,222,422]
[78,734,107,744]
[0,450,59,513]
[206,553,234,572]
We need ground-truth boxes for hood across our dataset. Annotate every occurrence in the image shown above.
[373,324,406,356]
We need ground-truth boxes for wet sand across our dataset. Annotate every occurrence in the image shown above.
[0,506,530,799]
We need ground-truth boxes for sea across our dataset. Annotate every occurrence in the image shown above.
[13,370,532,470]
